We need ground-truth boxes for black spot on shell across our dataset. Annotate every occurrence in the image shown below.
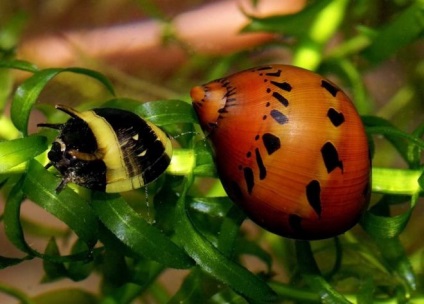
[265,69,282,77]
[289,214,303,232]
[256,66,273,71]
[230,181,244,201]
[262,133,281,155]
[208,122,218,129]
[271,81,292,92]
[192,102,202,110]
[306,180,322,217]
[226,98,236,104]
[272,91,289,107]
[244,167,255,194]
[224,85,236,98]
[255,148,266,180]
[270,109,289,124]
[327,108,345,127]
[363,181,370,198]
[321,80,339,97]
[321,142,344,173]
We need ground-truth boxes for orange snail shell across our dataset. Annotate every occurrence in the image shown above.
[191,64,371,240]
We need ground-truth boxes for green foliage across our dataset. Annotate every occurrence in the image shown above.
[0,0,423,303]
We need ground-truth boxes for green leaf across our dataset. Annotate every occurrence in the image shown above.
[356,276,374,304]
[188,196,233,218]
[418,171,424,190]
[0,255,31,269]
[0,283,34,304]
[362,1,424,64]
[372,167,422,195]
[11,67,115,135]
[90,193,194,269]
[134,0,167,20]
[4,162,98,263]
[363,115,424,166]
[0,115,21,140]
[42,238,94,283]
[42,238,68,282]
[169,267,224,303]
[100,245,131,286]
[245,0,351,70]
[22,159,98,248]
[101,98,144,111]
[361,205,411,239]
[374,237,416,292]
[33,288,98,304]
[20,217,68,238]
[175,178,277,303]
[218,204,246,257]
[4,177,88,263]
[102,98,197,126]
[268,281,320,303]
[0,12,28,51]
[167,148,196,176]
[0,59,39,73]
[4,178,40,256]
[362,186,420,240]
[243,0,333,36]
[0,135,47,173]
[136,99,198,126]
[295,240,350,304]
[193,140,214,165]
[0,68,13,110]
[66,239,95,281]
[235,238,273,273]
[192,141,216,177]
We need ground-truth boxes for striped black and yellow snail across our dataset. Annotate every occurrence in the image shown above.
[38,105,172,193]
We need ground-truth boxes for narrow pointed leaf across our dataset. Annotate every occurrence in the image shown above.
[11,67,114,135]
[0,135,47,173]
[0,59,39,72]
[136,99,197,126]
[175,179,277,302]
[22,160,98,247]
[295,240,350,304]
[91,194,194,269]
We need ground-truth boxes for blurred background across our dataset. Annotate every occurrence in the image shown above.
[0,0,423,303]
